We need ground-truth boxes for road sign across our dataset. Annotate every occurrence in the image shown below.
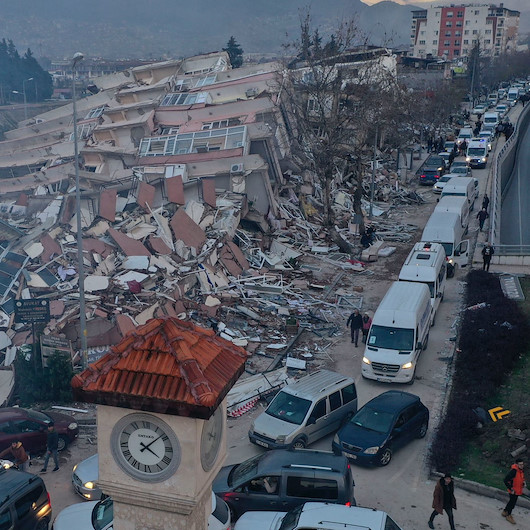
[14,299,50,324]
[40,335,73,368]
[488,406,511,422]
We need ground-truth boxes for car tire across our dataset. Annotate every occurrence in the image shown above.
[447,265,455,279]
[378,448,392,466]
[291,437,306,450]
[417,420,428,439]
[57,435,69,452]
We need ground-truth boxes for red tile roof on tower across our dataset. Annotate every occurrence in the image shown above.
[71,317,247,418]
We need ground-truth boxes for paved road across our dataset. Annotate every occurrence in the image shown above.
[500,107,530,246]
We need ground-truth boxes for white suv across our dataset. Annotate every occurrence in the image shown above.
[234,502,402,530]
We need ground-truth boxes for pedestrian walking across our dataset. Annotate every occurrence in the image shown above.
[459,139,468,156]
[428,474,457,530]
[346,309,363,347]
[40,423,59,472]
[482,193,490,211]
[482,242,494,271]
[0,441,29,471]
[477,208,489,231]
[361,313,372,344]
[502,458,525,525]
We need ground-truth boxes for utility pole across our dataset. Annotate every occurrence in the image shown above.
[369,126,379,219]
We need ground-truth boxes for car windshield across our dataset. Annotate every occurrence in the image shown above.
[468,148,485,155]
[367,325,414,351]
[92,497,113,530]
[229,453,263,487]
[441,242,453,257]
[452,168,467,175]
[278,504,303,530]
[24,409,52,423]
[439,176,452,183]
[265,392,311,425]
[351,406,394,434]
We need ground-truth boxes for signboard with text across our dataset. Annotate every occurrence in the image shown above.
[40,335,73,368]
[14,299,50,324]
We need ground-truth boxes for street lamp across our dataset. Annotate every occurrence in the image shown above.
[22,77,34,120]
[72,52,88,367]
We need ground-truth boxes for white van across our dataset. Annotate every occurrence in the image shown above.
[507,88,519,106]
[421,211,469,277]
[398,242,447,320]
[487,93,498,106]
[249,370,358,449]
[456,127,473,146]
[466,138,488,168]
[441,177,478,210]
[362,282,431,384]
[483,111,499,128]
[435,195,470,232]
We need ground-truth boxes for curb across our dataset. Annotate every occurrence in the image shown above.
[431,471,530,509]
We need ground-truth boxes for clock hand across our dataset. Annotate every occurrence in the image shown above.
[139,433,164,452]
[139,441,159,458]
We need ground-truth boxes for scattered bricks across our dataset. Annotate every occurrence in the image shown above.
[510,445,527,458]
[508,429,527,441]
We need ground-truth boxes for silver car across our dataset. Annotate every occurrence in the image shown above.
[72,454,103,501]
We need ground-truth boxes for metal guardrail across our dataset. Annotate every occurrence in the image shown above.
[494,245,530,256]
[490,103,530,249]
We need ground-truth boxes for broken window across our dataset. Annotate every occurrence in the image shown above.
[84,106,106,119]
[194,74,217,87]
[160,92,209,107]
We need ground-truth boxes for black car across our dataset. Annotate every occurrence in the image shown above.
[331,391,429,466]
[0,467,52,529]
[213,448,355,520]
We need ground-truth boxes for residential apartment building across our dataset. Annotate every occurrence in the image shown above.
[411,3,520,60]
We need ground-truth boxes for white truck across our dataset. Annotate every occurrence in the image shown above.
[362,282,431,384]
[398,242,447,320]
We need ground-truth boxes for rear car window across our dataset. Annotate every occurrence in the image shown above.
[341,384,357,403]
[15,485,44,519]
[286,477,339,500]
[0,509,12,530]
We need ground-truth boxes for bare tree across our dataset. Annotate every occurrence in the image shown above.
[277,13,412,242]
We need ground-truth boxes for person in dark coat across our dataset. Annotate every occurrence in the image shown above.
[482,242,494,271]
[361,313,372,344]
[346,309,363,347]
[477,208,489,231]
[40,423,59,472]
[428,474,457,529]
[482,193,490,211]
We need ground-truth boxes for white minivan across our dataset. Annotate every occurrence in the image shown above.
[362,282,431,384]
[435,195,470,232]
[398,241,447,321]
[421,211,469,277]
[440,177,478,211]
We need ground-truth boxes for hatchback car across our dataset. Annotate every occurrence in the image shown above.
[332,391,429,466]
[0,408,79,454]
[72,454,102,501]
[52,493,230,530]
[432,174,454,194]
[450,165,473,177]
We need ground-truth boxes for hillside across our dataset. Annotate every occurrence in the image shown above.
[0,0,417,60]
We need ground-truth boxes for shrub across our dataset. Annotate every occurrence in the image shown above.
[430,270,530,472]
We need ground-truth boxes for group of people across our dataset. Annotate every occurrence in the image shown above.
[495,120,514,140]
[346,309,372,347]
[426,135,446,154]
[428,459,525,528]
[0,423,60,473]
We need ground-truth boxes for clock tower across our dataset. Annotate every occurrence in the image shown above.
[72,317,247,530]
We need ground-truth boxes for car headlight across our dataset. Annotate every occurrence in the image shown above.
[333,434,340,445]
[362,357,371,365]
[481,157,486,162]
[73,464,78,472]
[68,422,78,430]
[84,482,95,489]
[364,446,380,455]
[402,362,413,369]
[276,435,286,443]
[466,157,471,162]
[448,258,454,264]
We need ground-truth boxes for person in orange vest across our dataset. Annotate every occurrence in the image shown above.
[502,458,525,525]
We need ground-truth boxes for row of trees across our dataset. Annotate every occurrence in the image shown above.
[0,38,53,105]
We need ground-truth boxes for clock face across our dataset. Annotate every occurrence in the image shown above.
[200,406,224,472]
[111,413,181,482]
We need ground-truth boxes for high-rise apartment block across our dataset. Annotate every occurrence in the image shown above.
[411,3,520,60]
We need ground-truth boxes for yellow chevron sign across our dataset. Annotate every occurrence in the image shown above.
[488,406,511,422]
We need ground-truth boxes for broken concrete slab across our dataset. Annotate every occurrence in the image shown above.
[170,209,206,252]
[108,227,151,257]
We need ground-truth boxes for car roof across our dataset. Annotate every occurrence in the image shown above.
[257,449,348,475]
[363,391,420,413]
[297,503,387,528]
[0,469,45,505]
[282,370,354,400]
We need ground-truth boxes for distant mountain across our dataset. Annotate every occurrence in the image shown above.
[0,0,418,61]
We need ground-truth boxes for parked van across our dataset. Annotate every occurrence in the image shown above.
[435,195,470,232]
[398,242,447,319]
[466,138,489,168]
[362,282,431,384]
[487,93,498,106]
[249,370,358,449]
[421,211,469,277]
[456,127,473,146]
[440,177,478,210]
[507,88,519,105]
[483,111,499,128]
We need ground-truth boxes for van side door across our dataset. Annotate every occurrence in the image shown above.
[304,398,328,444]
[454,240,469,268]
[234,475,282,514]
[283,471,341,510]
